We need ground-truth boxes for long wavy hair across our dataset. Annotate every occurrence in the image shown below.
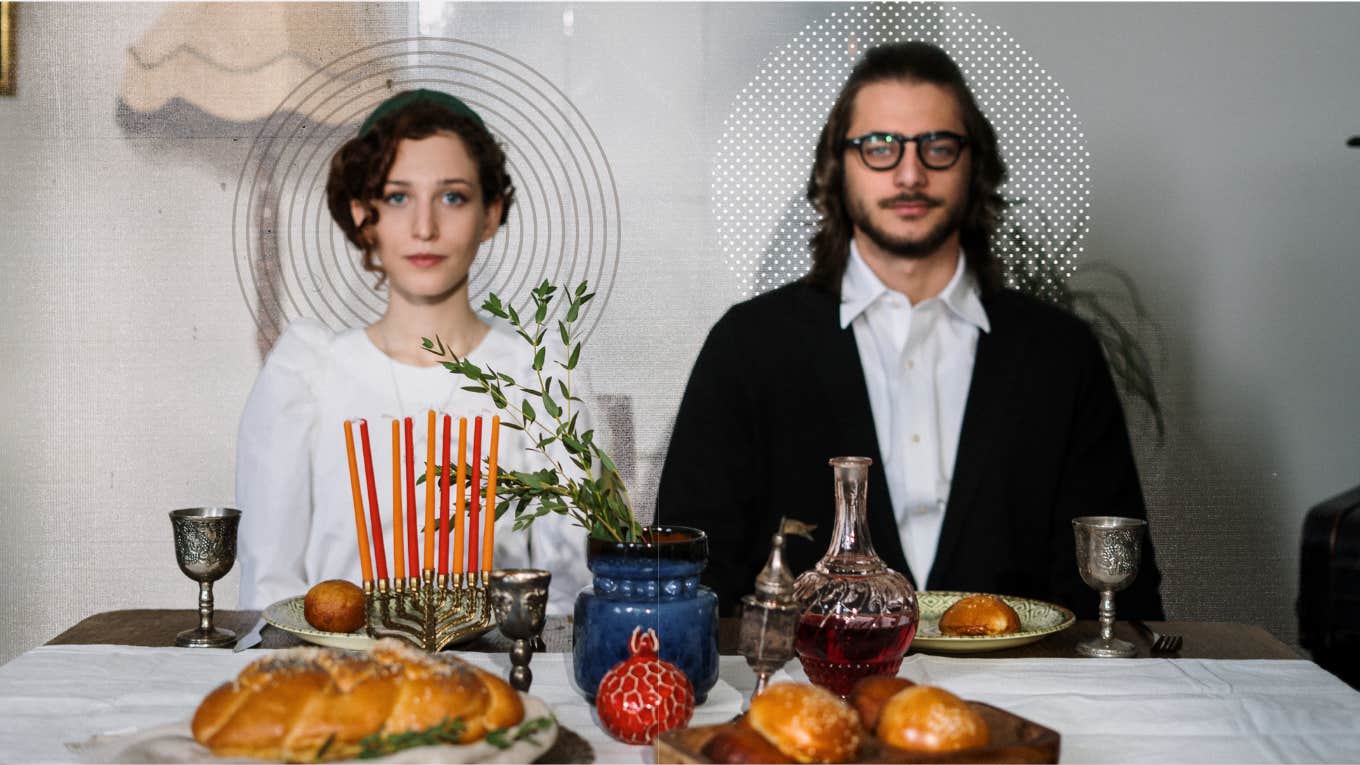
[805,42,1006,295]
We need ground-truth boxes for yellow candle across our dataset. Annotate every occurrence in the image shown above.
[343,420,374,583]
[391,419,404,580]
[424,409,436,572]
[483,416,500,571]
[453,418,468,575]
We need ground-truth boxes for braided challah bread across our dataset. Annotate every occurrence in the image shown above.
[191,639,524,762]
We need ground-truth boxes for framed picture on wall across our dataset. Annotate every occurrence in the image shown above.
[0,1,14,96]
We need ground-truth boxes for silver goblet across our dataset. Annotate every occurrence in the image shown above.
[488,569,551,692]
[1073,515,1145,657]
[170,507,240,648]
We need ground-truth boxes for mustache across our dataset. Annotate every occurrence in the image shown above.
[878,193,942,209]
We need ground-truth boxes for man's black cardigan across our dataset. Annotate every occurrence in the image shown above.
[656,280,1165,621]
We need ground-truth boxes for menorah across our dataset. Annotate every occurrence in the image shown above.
[363,571,491,653]
[343,412,501,652]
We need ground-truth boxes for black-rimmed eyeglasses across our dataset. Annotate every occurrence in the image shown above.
[842,131,969,171]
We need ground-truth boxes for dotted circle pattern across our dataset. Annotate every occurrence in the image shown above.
[232,37,620,343]
[714,2,1091,301]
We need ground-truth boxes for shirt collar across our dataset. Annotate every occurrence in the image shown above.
[838,240,991,334]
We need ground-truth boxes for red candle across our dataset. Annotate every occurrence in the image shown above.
[424,410,435,572]
[342,420,373,583]
[358,420,389,582]
[439,414,452,576]
[404,417,418,579]
[454,418,468,575]
[468,416,483,572]
[390,419,403,580]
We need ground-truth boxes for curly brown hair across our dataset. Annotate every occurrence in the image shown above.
[325,96,516,281]
[805,42,1006,295]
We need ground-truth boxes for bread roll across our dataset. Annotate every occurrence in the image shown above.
[191,639,523,762]
[938,594,1021,636]
[303,580,366,633]
[746,682,863,763]
[701,717,790,764]
[876,685,989,753]
[847,675,915,732]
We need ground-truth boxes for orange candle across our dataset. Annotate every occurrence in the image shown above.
[343,420,374,583]
[483,416,500,571]
[468,416,483,572]
[424,410,436,572]
[391,419,404,580]
[404,417,418,579]
[359,420,389,582]
[453,417,468,575]
[439,414,452,576]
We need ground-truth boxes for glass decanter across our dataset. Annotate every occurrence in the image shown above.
[793,456,918,696]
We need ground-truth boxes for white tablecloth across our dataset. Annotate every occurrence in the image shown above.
[1,645,1358,763]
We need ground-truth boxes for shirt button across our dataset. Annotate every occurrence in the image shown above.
[911,434,921,443]
[905,359,915,370]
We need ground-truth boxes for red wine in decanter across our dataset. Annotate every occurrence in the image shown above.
[795,611,917,695]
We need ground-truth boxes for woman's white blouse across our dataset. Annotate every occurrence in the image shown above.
[235,318,592,615]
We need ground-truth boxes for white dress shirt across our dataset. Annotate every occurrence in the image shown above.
[839,242,989,585]
[235,319,592,614]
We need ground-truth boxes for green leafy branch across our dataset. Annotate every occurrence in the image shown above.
[484,716,555,749]
[351,716,554,758]
[423,280,641,543]
[358,717,466,759]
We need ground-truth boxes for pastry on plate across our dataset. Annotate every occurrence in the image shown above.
[938,593,1021,636]
[191,639,523,762]
[302,579,366,634]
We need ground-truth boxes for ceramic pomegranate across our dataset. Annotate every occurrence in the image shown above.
[595,626,695,744]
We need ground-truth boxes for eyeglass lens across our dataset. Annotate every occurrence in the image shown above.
[858,133,963,170]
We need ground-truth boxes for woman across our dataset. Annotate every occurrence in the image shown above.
[236,89,590,615]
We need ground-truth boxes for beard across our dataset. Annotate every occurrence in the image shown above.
[849,191,967,259]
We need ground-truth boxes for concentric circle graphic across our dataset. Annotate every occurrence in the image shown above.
[715,2,1090,301]
[233,37,620,350]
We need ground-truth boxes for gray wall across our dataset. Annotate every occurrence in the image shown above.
[1,2,1357,665]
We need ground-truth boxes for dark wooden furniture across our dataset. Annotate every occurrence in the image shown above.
[47,611,1299,660]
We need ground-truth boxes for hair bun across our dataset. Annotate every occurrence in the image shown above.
[700,717,790,764]
[876,685,989,753]
[847,675,916,732]
[745,682,864,763]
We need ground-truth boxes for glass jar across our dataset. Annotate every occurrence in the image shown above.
[792,457,918,695]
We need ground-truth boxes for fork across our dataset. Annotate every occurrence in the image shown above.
[1131,620,1183,654]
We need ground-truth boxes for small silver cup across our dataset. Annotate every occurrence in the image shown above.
[488,569,551,691]
[1073,515,1145,658]
[170,507,240,648]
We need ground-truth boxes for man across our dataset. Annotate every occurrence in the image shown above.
[657,41,1164,621]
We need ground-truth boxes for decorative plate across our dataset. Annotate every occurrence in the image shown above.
[911,591,1075,654]
[262,596,376,650]
[68,695,558,763]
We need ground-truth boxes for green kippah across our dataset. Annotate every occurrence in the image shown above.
[358,89,485,136]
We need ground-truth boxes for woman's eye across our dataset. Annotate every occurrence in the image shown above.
[442,191,467,205]
[383,192,407,205]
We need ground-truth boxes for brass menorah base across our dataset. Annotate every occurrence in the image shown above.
[364,571,493,652]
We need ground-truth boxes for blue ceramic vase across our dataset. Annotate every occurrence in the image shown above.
[571,526,719,703]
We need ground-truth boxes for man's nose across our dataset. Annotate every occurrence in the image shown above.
[892,145,927,188]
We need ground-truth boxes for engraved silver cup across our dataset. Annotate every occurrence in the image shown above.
[170,507,240,648]
[1073,515,1145,657]
[488,569,551,691]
